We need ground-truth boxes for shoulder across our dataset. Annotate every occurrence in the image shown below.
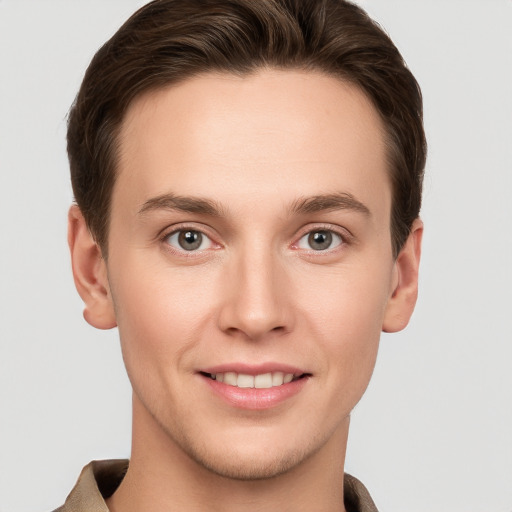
[344,473,379,512]
[51,460,128,512]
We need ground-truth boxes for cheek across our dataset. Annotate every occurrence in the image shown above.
[296,261,391,396]
[298,257,392,332]
[108,257,217,383]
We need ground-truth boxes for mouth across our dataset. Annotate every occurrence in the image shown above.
[200,371,309,389]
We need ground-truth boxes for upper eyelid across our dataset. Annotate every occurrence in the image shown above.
[160,226,220,257]
[292,223,352,242]
[157,222,352,248]
[159,222,218,241]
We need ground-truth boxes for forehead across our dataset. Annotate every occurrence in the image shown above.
[116,69,390,218]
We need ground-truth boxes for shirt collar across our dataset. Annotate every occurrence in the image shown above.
[55,459,378,512]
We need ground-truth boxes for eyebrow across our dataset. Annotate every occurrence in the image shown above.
[291,193,371,216]
[138,193,224,217]
[138,191,371,218]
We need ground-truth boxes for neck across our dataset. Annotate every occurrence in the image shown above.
[107,394,349,512]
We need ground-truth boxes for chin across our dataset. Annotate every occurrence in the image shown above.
[185,445,310,481]
[171,423,327,482]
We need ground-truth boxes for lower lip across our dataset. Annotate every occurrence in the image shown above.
[202,375,309,410]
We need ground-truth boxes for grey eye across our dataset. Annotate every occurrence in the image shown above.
[297,230,343,251]
[178,230,202,250]
[308,231,332,250]
[166,230,212,251]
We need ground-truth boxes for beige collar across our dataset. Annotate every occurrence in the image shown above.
[54,459,378,512]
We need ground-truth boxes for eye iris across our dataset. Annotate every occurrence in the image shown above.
[308,230,332,250]
[178,230,202,250]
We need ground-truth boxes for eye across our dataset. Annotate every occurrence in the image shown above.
[296,229,343,251]
[165,229,213,252]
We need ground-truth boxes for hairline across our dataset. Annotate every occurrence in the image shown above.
[100,66,401,259]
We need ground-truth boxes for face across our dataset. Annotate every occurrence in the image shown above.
[91,70,412,479]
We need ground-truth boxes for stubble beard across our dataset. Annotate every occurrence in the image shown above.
[153,408,327,482]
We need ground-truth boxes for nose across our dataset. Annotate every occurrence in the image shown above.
[217,246,294,341]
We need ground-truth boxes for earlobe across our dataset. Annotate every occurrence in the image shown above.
[68,205,117,330]
[382,218,423,333]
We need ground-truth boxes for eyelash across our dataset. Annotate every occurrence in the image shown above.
[159,223,351,257]
[292,224,351,254]
[160,224,221,258]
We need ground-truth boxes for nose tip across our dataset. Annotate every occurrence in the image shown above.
[217,256,293,341]
[222,310,288,341]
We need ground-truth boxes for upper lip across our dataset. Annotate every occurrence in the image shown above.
[200,362,309,376]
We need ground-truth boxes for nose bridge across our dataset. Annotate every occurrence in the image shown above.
[219,237,291,340]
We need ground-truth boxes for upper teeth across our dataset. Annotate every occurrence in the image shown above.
[213,371,295,389]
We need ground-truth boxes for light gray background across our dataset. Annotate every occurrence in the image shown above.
[1,1,511,511]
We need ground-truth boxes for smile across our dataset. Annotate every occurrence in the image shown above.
[200,367,310,409]
[205,371,302,389]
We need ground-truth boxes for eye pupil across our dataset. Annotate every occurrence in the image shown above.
[178,230,202,250]
[308,230,332,250]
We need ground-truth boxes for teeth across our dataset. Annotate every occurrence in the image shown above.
[254,373,272,389]
[237,374,254,388]
[212,371,298,388]
[223,372,237,386]
[272,371,284,386]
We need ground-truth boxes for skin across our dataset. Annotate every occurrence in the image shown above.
[69,69,422,511]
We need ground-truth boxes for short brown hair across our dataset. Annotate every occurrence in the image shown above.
[67,0,426,258]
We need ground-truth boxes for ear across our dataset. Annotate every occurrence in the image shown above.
[68,205,117,330]
[382,218,423,333]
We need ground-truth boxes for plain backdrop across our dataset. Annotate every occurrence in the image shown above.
[0,1,511,511]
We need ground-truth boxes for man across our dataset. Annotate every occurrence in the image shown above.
[58,0,425,510]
